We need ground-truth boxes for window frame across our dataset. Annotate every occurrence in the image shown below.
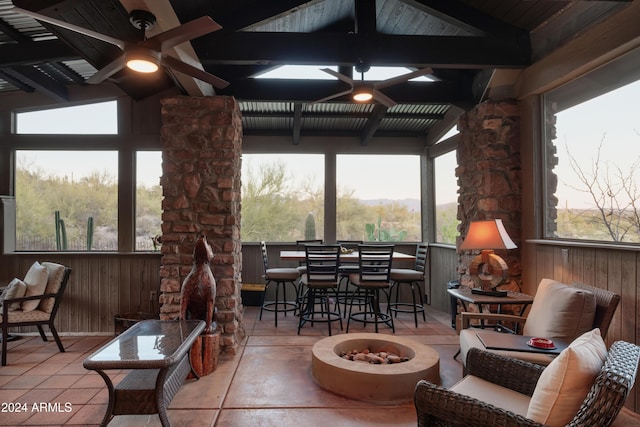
[541,50,640,246]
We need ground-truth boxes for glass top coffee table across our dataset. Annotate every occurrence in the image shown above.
[84,319,205,427]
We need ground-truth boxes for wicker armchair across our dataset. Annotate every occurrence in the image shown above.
[458,280,620,368]
[415,341,640,427]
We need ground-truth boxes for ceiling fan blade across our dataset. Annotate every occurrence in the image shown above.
[374,67,434,90]
[314,89,353,103]
[320,68,353,85]
[161,55,229,89]
[12,7,126,50]
[373,89,397,108]
[143,16,223,52]
[86,56,126,84]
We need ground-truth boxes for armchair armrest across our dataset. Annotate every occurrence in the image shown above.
[414,380,544,427]
[460,311,527,331]
[466,347,545,396]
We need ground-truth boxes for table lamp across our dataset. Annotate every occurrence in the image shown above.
[459,219,517,296]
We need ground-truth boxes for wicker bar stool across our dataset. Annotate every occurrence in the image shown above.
[259,241,300,327]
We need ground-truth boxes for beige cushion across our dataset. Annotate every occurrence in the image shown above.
[1,278,27,311]
[526,328,607,426]
[2,309,51,323]
[39,262,66,313]
[523,279,596,341]
[265,267,300,281]
[450,375,530,417]
[22,262,49,312]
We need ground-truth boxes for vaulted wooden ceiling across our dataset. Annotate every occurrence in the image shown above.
[0,0,632,143]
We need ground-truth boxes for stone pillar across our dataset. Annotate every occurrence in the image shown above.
[456,99,522,292]
[159,96,244,355]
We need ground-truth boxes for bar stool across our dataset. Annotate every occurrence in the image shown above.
[295,239,323,308]
[259,241,300,327]
[297,244,343,335]
[389,243,428,327]
[336,240,363,314]
[346,244,395,333]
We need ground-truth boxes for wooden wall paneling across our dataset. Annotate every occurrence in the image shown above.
[429,246,459,314]
[619,251,636,343]
[604,251,622,344]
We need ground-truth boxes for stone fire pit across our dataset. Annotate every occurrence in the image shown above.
[311,333,440,403]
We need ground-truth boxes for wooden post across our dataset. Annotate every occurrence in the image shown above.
[189,332,220,377]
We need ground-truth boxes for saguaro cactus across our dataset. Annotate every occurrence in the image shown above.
[304,212,316,240]
[87,216,94,250]
[54,210,68,250]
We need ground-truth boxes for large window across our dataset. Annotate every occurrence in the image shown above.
[15,101,117,134]
[544,77,640,243]
[434,150,459,244]
[15,150,118,250]
[241,154,324,242]
[136,151,163,251]
[13,101,120,251]
[336,154,421,241]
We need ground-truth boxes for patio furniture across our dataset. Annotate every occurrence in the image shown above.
[259,241,300,327]
[297,244,343,336]
[83,319,205,427]
[389,242,428,327]
[346,244,395,333]
[458,279,619,367]
[1,261,71,366]
[415,336,640,427]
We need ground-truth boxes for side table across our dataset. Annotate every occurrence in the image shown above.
[448,286,534,359]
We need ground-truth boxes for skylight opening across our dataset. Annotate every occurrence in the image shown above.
[256,65,433,81]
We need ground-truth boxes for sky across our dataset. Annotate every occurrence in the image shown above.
[553,79,640,209]
[13,69,640,206]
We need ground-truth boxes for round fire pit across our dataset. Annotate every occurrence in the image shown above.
[311,333,440,403]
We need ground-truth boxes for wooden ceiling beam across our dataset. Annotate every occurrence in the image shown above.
[222,79,472,104]
[2,65,69,101]
[196,33,530,68]
[0,40,79,67]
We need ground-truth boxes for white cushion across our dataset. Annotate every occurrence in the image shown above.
[523,279,596,341]
[1,278,27,311]
[450,375,530,417]
[39,262,66,313]
[22,261,49,312]
[526,328,607,426]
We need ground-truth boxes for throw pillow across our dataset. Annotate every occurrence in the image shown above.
[22,261,49,312]
[39,262,66,313]
[0,278,27,311]
[526,328,607,426]
[523,279,596,341]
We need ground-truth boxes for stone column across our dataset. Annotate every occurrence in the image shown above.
[159,96,244,354]
[456,99,522,291]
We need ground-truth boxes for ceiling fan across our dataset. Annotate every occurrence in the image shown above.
[12,7,229,89]
[316,62,433,107]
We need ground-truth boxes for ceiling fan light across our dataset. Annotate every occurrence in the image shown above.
[125,50,160,73]
[353,90,373,102]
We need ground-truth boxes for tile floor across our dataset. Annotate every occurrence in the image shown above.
[1,305,638,426]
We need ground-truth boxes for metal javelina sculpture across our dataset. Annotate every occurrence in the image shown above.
[180,234,217,334]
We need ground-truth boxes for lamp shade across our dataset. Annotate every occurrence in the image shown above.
[460,219,517,250]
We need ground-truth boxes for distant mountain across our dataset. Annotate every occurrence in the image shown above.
[360,198,421,211]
